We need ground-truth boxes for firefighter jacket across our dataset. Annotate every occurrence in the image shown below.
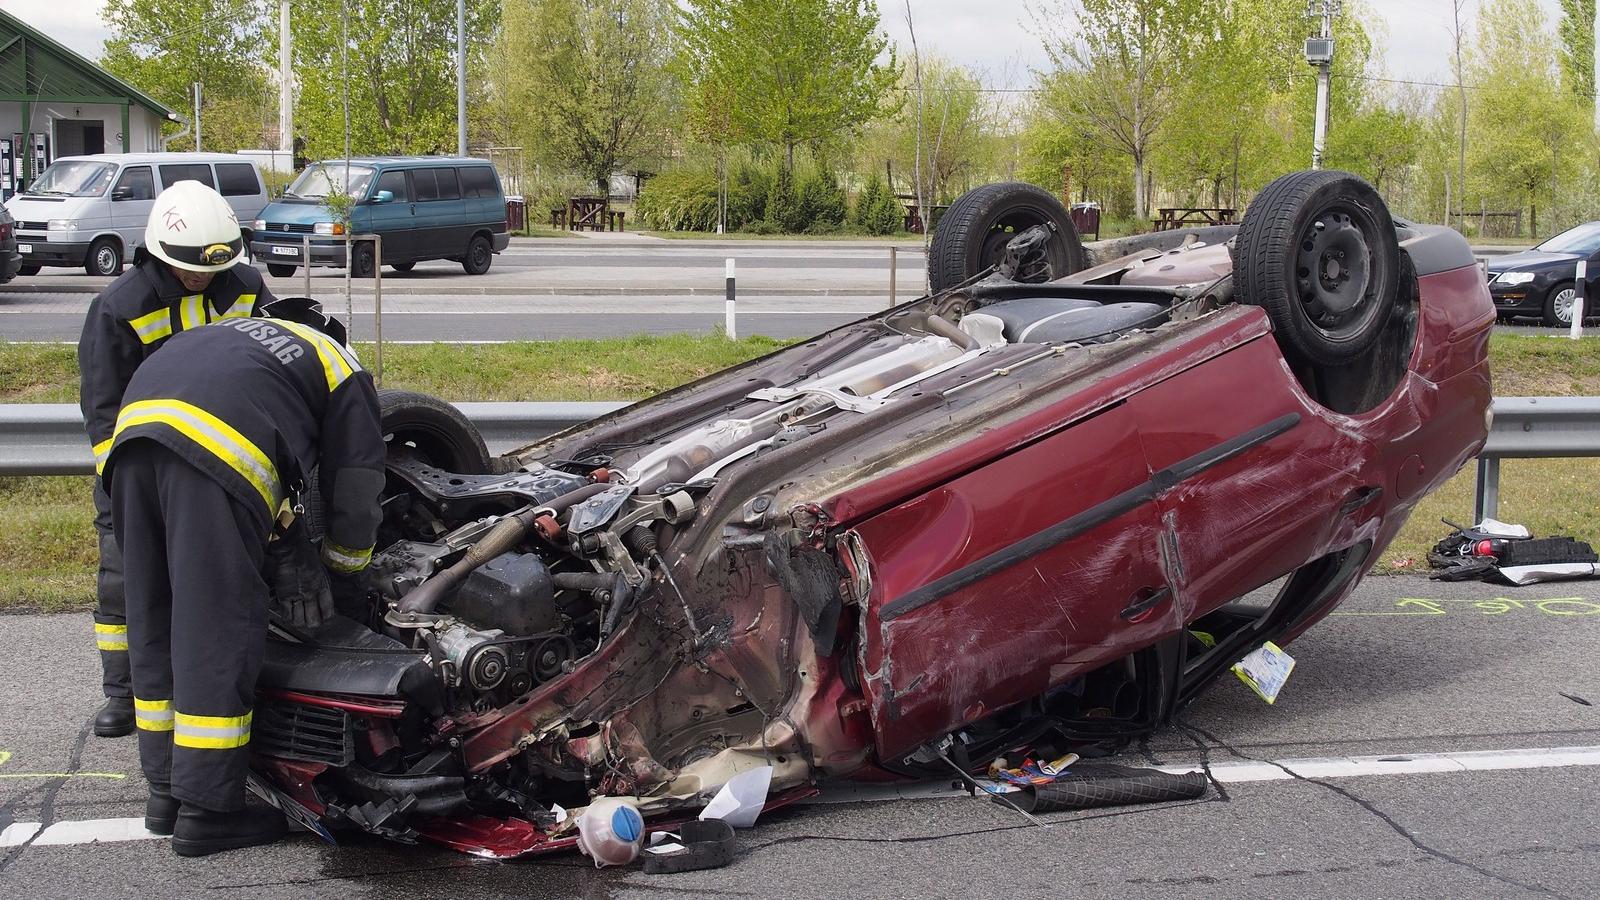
[102,318,386,574]
[78,260,275,472]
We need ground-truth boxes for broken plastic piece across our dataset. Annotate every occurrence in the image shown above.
[1233,641,1295,704]
[643,819,738,875]
[699,765,772,828]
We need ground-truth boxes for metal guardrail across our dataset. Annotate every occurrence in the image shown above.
[1474,396,1600,521]
[2,399,1593,524]
[0,401,628,476]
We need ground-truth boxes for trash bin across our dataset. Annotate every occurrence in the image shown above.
[506,196,527,234]
[1070,202,1101,241]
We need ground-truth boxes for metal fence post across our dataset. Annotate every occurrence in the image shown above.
[370,233,383,386]
[1472,456,1501,523]
[889,246,897,308]
[302,234,311,296]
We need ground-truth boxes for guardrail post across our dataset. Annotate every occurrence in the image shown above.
[724,258,737,340]
[1472,456,1500,523]
[1573,260,1587,340]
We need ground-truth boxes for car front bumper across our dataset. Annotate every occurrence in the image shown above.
[251,237,348,268]
[15,236,88,267]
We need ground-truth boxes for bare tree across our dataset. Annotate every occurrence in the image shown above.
[1450,0,1469,231]
[904,1,931,273]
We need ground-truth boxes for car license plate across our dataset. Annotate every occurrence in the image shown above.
[270,245,299,257]
[18,243,31,254]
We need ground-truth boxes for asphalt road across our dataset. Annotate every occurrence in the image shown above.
[3,575,1599,898]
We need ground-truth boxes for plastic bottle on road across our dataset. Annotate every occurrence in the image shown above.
[576,796,645,867]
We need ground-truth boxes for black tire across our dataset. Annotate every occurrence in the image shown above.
[390,261,416,273]
[351,242,376,279]
[1233,170,1400,366]
[462,234,493,276]
[266,263,297,278]
[85,238,123,277]
[1541,281,1577,328]
[17,264,39,277]
[928,182,1086,292]
[377,389,492,474]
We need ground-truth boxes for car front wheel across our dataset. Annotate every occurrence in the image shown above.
[1542,281,1580,327]
[266,263,297,278]
[86,238,123,277]
[463,235,493,276]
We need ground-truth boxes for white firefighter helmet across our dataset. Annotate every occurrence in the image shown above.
[144,180,244,273]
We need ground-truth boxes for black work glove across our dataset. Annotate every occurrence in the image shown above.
[329,570,370,622]
[265,519,334,629]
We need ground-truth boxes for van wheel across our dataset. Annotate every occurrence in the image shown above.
[463,235,493,275]
[266,263,297,278]
[351,243,376,278]
[1232,170,1399,366]
[86,238,123,277]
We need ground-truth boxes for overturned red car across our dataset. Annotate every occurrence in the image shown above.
[249,170,1493,856]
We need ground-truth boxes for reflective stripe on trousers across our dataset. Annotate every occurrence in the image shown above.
[95,621,128,651]
[173,710,251,749]
[134,697,173,732]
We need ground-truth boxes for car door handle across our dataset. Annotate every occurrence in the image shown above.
[1120,586,1171,621]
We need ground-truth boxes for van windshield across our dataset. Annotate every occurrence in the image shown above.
[284,163,376,199]
[27,161,117,197]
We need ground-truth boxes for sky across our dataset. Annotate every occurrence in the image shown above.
[0,0,1570,92]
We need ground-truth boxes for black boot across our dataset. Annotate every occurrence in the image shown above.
[171,804,287,857]
[93,697,134,737]
[145,791,179,836]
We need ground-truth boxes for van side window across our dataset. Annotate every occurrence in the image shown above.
[216,163,261,196]
[460,166,499,199]
[412,169,439,202]
[159,163,216,189]
[374,169,408,201]
[114,166,155,201]
[435,168,461,200]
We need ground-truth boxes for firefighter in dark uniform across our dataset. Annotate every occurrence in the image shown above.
[79,180,275,737]
[100,301,385,856]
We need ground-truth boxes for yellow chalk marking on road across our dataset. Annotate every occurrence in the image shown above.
[1334,596,1600,617]
[0,748,126,779]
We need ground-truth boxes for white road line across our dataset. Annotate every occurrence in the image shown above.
[12,745,1599,849]
[807,744,1600,804]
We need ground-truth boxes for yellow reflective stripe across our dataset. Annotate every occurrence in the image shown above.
[177,294,207,331]
[322,540,373,573]
[173,710,251,749]
[128,308,172,345]
[92,438,113,475]
[274,320,360,391]
[135,698,174,732]
[114,400,280,513]
[95,621,128,651]
[214,293,255,319]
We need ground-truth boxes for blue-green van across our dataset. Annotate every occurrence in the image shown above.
[250,156,509,277]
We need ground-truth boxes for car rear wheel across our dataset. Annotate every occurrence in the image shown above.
[86,238,123,277]
[462,235,493,276]
[266,263,297,278]
[1233,170,1400,366]
[391,261,416,273]
[17,264,39,277]
[1542,282,1579,327]
[929,182,1086,292]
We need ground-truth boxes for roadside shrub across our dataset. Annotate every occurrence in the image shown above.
[850,174,902,235]
[765,167,804,233]
[636,168,721,232]
[728,162,772,227]
[795,170,848,233]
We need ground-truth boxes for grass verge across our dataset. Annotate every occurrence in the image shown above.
[3,333,1595,611]
[641,230,923,243]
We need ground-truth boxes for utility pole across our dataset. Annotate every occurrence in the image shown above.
[193,82,202,151]
[279,0,293,158]
[1304,0,1341,170]
[456,0,467,157]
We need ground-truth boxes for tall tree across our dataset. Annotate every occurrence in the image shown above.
[292,0,497,159]
[1034,0,1211,220]
[494,0,674,196]
[1559,0,1597,102]
[100,0,275,151]
[676,0,900,171]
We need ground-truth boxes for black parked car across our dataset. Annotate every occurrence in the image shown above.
[1485,221,1600,326]
[0,204,18,284]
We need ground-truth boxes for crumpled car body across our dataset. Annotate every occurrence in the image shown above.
[249,203,1493,858]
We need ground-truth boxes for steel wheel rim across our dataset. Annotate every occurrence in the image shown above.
[1292,204,1382,342]
[1553,287,1577,324]
[471,242,490,268]
[96,246,116,273]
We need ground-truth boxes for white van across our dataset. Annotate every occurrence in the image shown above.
[3,152,270,276]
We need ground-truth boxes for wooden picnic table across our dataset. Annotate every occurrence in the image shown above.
[1153,207,1237,231]
[902,202,949,235]
[560,198,627,232]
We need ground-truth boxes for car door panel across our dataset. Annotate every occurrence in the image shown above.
[363,168,415,262]
[854,403,1169,760]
